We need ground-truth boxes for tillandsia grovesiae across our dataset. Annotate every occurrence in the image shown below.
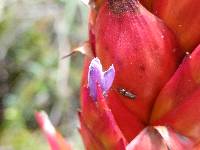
[35,0,200,149]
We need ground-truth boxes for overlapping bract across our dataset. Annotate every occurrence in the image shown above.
[151,45,200,143]
[152,0,200,52]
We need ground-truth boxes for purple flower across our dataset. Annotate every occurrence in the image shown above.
[88,57,115,100]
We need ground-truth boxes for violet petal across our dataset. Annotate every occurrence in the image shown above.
[102,64,115,93]
[88,57,115,100]
[88,58,103,99]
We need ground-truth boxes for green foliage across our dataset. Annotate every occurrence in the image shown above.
[0,0,88,149]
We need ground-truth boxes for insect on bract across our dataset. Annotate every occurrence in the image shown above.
[118,88,136,100]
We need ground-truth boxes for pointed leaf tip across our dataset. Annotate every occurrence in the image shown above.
[35,111,56,135]
[35,111,72,150]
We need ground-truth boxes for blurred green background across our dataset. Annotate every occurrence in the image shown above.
[0,0,88,149]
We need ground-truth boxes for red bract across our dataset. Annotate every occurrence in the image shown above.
[152,0,200,52]
[79,85,127,149]
[151,45,200,142]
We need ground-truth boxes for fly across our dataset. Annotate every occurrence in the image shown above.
[118,88,136,100]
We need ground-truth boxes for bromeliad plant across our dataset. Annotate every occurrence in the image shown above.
[36,0,200,149]
[79,0,200,149]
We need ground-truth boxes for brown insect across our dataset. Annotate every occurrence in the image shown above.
[118,88,136,100]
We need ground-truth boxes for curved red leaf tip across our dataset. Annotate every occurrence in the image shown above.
[88,57,115,100]
[35,111,56,136]
[35,111,72,150]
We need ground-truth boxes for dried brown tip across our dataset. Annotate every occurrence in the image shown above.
[61,42,94,59]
